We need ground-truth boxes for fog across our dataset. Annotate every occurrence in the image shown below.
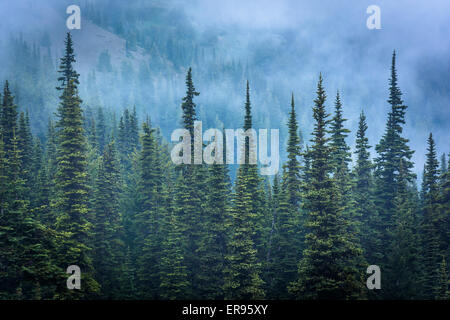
[0,0,449,177]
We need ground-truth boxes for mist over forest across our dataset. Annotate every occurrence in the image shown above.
[0,0,449,176]
[0,0,449,302]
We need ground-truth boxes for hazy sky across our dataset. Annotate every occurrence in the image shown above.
[0,0,449,176]
[185,0,450,173]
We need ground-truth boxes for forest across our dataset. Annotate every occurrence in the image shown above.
[0,30,448,300]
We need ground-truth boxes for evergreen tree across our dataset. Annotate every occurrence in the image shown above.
[374,51,415,267]
[159,166,189,300]
[53,33,99,298]
[421,133,441,298]
[96,107,106,154]
[437,256,449,300]
[439,154,450,265]
[173,68,210,298]
[353,111,383,268]
[92,141,124,298]
[196,140,231,299]
[181,67,199,141]
[0,133,59,299]
[223,81,265,300]
[330,91,351,171]
[385,160,421,299]
[135,120,163,299]
[266,173,281,289]
[268,94,302,299]
[129,106,139,151]
[289,74,365,300]
[1,81,18,155]
[17,111,33,195]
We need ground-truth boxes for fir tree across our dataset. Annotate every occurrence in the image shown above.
[439,154,450,265]
[17,111,33,195]
[196,139,231,299]
[174,68,210,298]
[385,160,421,299]
[92,141,124,298]
[96,107,106,154]
[374,51,415,267]
[354,111,383,268]
[159,166,189,300]
[1,81,18,155]
[53,33,99,298]
[0,133,59,299]
[181,67,199,143]
[437,256,449,300]
[421,133,441,298]
[289,74,365,300]
[267,94,302,299]
[135,120,163,299]
[223,81,265,300]
[330,91,351,171]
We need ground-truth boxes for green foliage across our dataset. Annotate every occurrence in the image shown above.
[267,94,302,299]
[421,133,442,298]
[134,120,163,299]
[289,75,365,300]
[53,33,99,299]
[385,160,422,298]
[223,82,265,300]
[0,32,447,301]
[92,142,124,298]
[374,51,416,269]
[353,112,383,269]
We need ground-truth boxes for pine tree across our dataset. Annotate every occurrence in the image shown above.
[181,67,199,141]
[437,256,449,300]
[267,94,302,299]
[95,107,106,154]
[439,154,450,265]
[53,33,99,298]
[329,92,364,272]
[422,133,441,298]
[354,112,383,268]
[196,140,231,299]
[289,74,365,300]
[92,141,124,299]
[17,111,33,196]
[330,91,351,171]
[159,165,189,300]
[385,160,421,299]
[135,120,163,299]
[223,81,265,300]
[329,92,354,220]
[173,68,211,298]
[266,173,281,290]
[374,51,415,267]
[1,81,18,155]
[0,132,59,299]
[129,106,139,151]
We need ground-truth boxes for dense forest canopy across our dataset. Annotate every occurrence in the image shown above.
[0,0,449,300]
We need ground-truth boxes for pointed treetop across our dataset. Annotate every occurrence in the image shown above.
[314,73,326,110]
[291,92,295,112]
[57,32,79,90]
[181,67,199,133]
[244,80,252,130]
[2,80,13,105]
[388,50,403,107]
